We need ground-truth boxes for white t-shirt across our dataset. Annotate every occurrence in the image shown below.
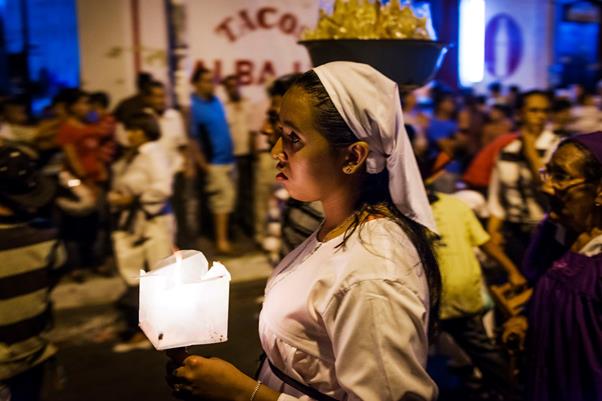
[258,218,437,401]
[224,98,252,157]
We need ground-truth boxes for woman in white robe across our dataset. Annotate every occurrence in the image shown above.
[169,62,441,401]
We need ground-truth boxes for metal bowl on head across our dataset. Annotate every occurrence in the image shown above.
[299,39,448,91]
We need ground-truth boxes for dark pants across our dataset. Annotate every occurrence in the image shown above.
[502,222,536,270]
[4,363,45,401]
[234,155,254,236]
[117,285,139,339]
[172,172,198,249]
[441,314,520,401]
[61,211,101,270]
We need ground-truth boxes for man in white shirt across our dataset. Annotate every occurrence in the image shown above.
[223,75,254,236]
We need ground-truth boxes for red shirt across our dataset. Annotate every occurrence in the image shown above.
[462,132,519,189]
[57,118,114,181]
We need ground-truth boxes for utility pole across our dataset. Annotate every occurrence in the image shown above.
[165,0,189,110]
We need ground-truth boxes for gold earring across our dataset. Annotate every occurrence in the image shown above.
[344,166,353,174]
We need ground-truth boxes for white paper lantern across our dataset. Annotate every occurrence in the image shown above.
[139,250,231,350]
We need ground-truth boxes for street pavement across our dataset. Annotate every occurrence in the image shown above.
[43,242,272,401]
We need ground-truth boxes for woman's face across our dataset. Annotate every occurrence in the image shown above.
[271,87,347,202]
[541,143,601,232]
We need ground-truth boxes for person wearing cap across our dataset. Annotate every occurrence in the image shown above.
[515,132,602,401]
[167,62,441,401]
[0,146,66,401]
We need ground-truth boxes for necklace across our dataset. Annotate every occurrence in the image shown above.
[266,205,390,294]
[319,204,390,242]
[319,211,360,242]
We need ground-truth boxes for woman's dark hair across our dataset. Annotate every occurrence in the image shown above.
[291,70,442,336]
[124,112,161,142]
[558,139,602,183]
[136,72,154,92]
[516,89,551,110]
[551,98,572,114]
[62,88,89,113]
[267,73,303,98]
[432,91,456,113]
[190,66,210,84]
[141,80,165,97]
[488,81,502,94]
[90,91,110,109]
[491,104,512,119]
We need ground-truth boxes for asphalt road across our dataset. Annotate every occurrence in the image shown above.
[43,279,266,401]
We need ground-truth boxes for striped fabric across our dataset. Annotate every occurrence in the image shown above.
[487,130,562,225]
[280,199,323,260]
[0,218,66,380]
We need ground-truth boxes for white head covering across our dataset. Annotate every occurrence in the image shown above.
[313,61,436,233]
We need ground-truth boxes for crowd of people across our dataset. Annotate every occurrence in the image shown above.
[0,63,600,401]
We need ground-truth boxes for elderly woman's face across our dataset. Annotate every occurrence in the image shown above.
[541,143,601,232]
[271,87,346,202]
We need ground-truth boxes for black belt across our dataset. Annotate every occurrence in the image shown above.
[266,357,339,401]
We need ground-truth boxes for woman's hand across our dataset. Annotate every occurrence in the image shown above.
[168,356,268,401]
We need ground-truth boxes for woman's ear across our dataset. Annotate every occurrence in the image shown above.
[342,141,369,175]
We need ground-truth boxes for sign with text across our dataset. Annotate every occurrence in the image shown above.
[187,0,319,101]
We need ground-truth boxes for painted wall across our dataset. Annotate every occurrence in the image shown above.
[77,0,135,107]
[77,0,318,108]
[77,0,168,108]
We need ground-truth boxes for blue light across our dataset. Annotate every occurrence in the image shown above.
[459,0,486,86]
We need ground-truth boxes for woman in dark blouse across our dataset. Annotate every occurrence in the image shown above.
[523,132,602,401]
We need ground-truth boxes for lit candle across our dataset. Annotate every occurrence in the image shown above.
[139,250,231,352]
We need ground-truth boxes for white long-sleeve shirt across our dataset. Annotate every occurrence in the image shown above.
[111,141,173,216]
[258,218,437,401]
